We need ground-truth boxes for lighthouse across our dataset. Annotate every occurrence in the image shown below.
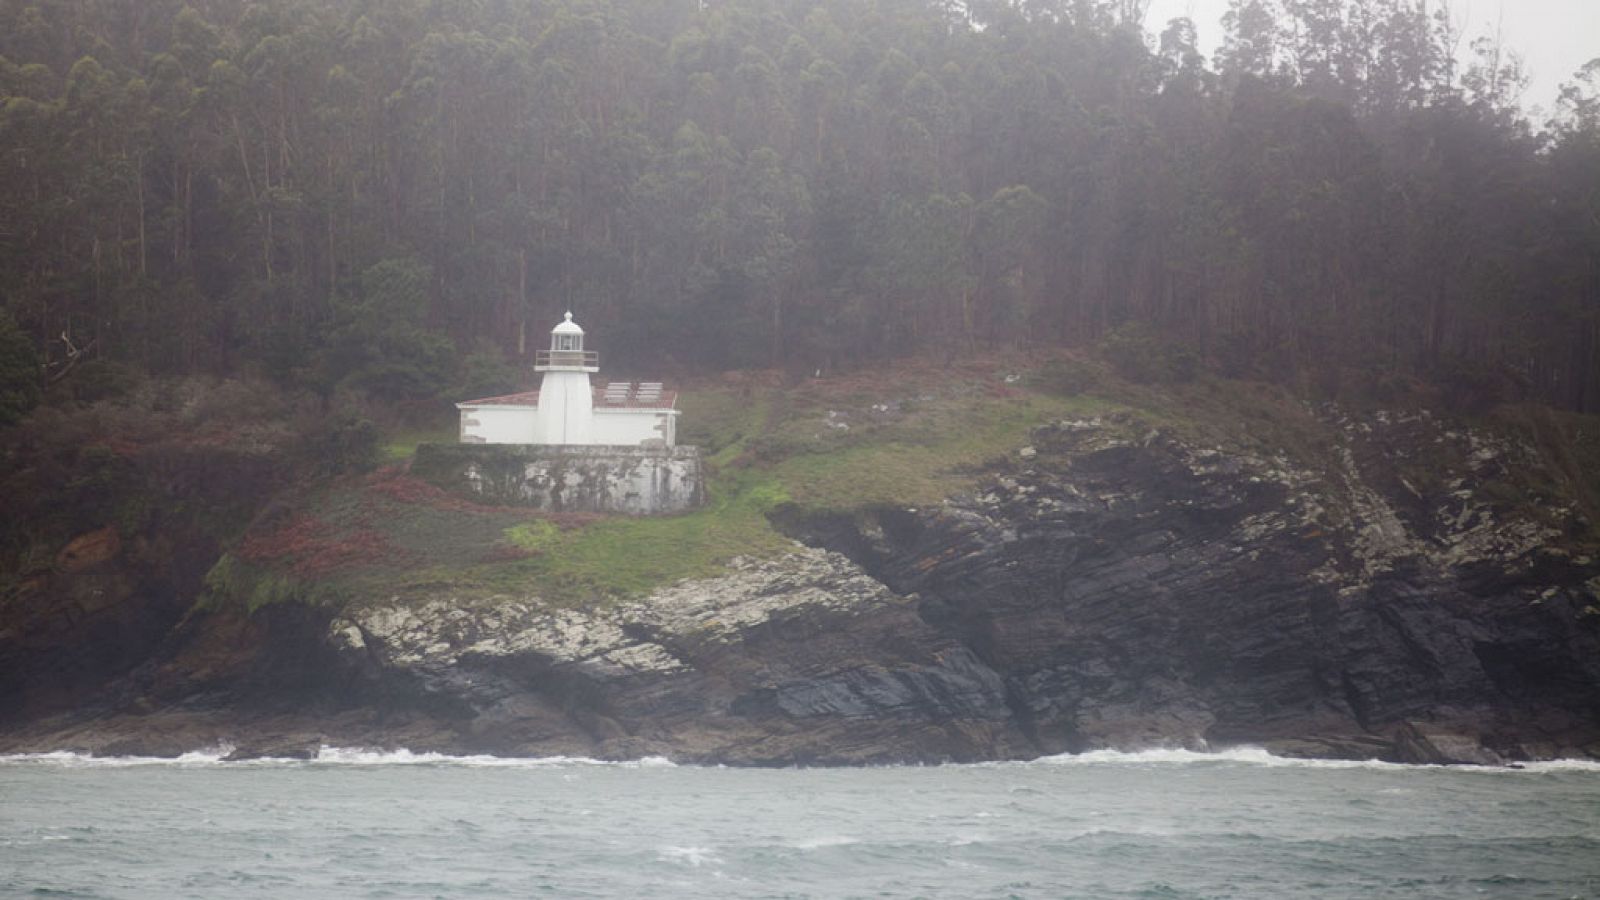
[534,311,598,445]
[438,312,700,513]
[455,312,680,447]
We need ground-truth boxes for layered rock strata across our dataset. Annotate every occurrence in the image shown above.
[4,408,1597,764]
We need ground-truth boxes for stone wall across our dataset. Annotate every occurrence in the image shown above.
[412,444,704,514]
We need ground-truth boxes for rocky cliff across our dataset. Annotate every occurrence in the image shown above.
[3,400,1598,765]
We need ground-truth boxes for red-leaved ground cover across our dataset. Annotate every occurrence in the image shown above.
[366,469,478,509]
[364,467,534,514]
[236,514,329,562]
[290,528,405,577]
[236,512,409,578]
[363,467,605,529]
[478,543,537,563]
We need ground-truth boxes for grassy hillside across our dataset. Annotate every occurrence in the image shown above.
[201,352,1600,612]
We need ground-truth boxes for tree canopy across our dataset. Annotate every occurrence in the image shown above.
[0,0,1596,409]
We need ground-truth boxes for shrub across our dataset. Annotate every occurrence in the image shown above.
[455,340,522,401]
[58,359,143,407]
[1432,353,1527,413]
[1100,321,1198,383]
[296,412,379,475]
[1029,357,1101,396]
[316,258,457,403]
[0,309,40,426]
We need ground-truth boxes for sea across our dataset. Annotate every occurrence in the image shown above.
[2,747,1598,899]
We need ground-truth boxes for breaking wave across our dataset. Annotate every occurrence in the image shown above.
[0,744,1595,772]
[1022,746,1600,772]
[0,746,678,769]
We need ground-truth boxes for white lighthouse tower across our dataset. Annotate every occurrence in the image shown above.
[442,312,700,513]
[533,311,598,445]
[456,312,680,447]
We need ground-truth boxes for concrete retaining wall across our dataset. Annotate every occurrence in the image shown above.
[412,444,704,515]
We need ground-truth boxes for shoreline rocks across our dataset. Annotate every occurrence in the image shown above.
[3,407,1598,766]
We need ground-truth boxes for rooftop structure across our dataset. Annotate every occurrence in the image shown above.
[456,313,680,447]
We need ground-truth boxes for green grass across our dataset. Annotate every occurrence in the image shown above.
[361,468,795,608]
[531,470,794,599]
[209,353,1435,612]
[1098,375,1340,468]
[771,392,1116,510]
[200,554,352,613]
[677,387,772,461]
[1480,404,1600,544]
[379,425,456,463]
[505,519,561,552]
[210,364,1139,611]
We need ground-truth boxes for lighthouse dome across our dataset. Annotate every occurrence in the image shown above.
[552,311,584,335]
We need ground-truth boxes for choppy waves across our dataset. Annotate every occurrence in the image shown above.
[3,744,1597,772]
[5,745,1599,899]
[1026,746,1600,772]
[0,746,679,768]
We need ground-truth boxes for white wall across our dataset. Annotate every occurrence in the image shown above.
[461,401,680,446]
[592,409,676,447]
[535,371,593,445]
[459,406,537,444]
[452,445,705,514]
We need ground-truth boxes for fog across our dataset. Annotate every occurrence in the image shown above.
[1144,0,1600,114]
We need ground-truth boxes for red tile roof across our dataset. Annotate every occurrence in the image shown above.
[457,388,678,410]
[457,390,540,407]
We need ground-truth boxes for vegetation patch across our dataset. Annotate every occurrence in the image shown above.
[207,454,790,609]
[235,512,405,579]
[767,390,1115,511]
[212,351,1600,613]
[379,426,457,464]
[201,555,351,613]
[1481,405,1600,544]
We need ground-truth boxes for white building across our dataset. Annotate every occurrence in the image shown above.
[456,312,680,447]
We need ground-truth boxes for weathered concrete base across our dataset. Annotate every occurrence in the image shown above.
[412,443,704,514]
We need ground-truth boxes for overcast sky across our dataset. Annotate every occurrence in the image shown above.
[1142,0,1600,116]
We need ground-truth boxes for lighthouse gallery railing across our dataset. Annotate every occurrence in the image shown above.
[535,349,599,368]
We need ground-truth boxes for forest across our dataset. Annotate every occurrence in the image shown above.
[0,0,1597,420]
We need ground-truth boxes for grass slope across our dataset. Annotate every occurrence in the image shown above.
[213,352,1592,612]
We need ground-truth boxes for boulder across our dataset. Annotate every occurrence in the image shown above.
[1393,721,1506,766]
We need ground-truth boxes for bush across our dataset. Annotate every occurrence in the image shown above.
[316,258,457,403]
[1029,356,1101,396]
[1432,353,1527,413]
[0,309,41,425]
[455,341,522,401]
[1100,322,1198,383]
[296,412,379,476]
[57,359,144,407]
[175,377,298,427]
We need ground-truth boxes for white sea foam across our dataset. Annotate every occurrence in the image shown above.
[0,744,1594,772]
[1024,746,1600,773]
[1511,759,1600,773]
[791,835,861,850]
[301,747,678,768]
[310,746,610,767]
[4,747,1596,898]
[0,747,234,767]
[657,845,723,867]
[0,746,679,769]
[1030,746,1383,768]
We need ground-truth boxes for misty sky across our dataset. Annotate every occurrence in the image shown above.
[1142,0,1600,115]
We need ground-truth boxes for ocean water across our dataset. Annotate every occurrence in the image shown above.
[2,747,1598,899]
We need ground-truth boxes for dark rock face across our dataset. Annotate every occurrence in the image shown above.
[0,443,285,727]
[314,549,1032,764]
[3,408,1597,764]
[782,411,1600,762]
